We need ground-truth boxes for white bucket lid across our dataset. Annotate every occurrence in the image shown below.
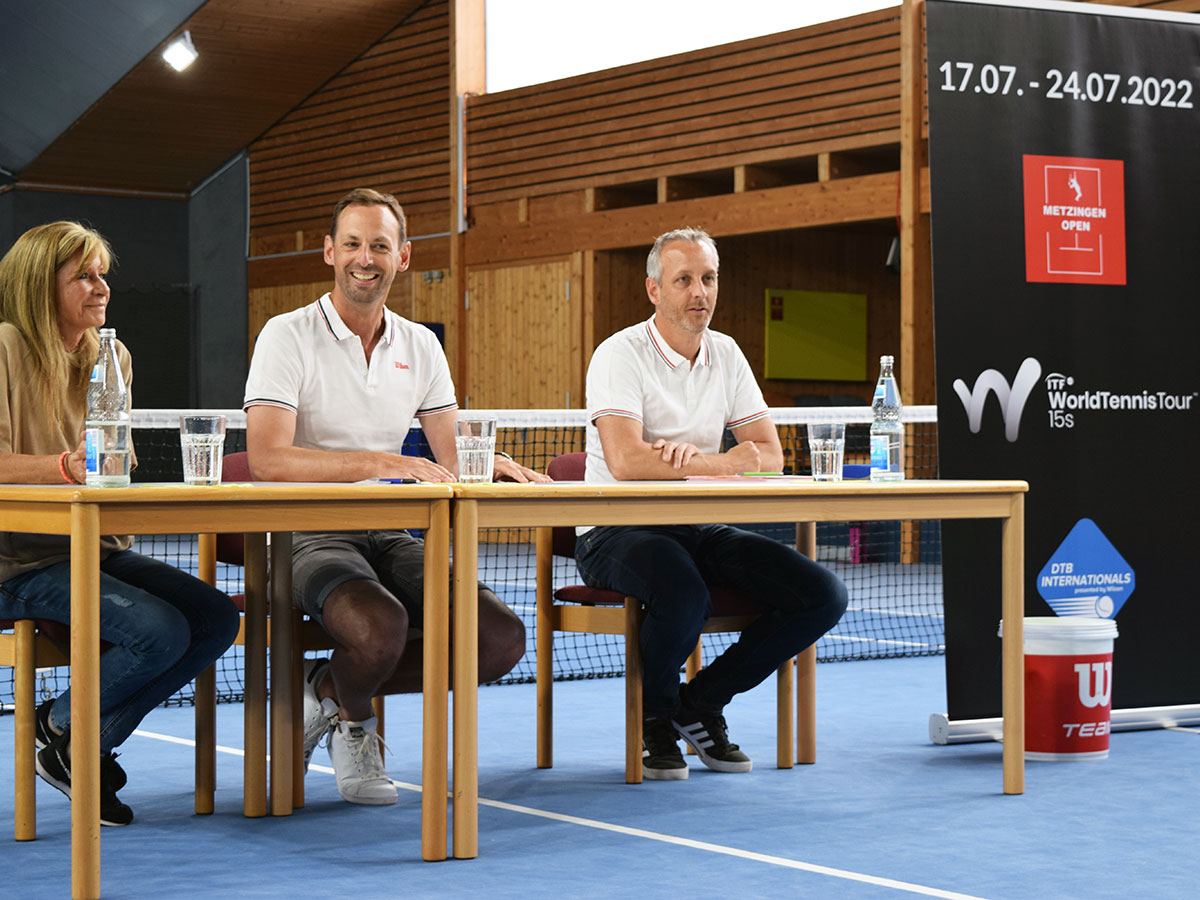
[998,616,1118,640]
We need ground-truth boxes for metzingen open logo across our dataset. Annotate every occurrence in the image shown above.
[1022,154,1126,285]
[952,357,1042,442]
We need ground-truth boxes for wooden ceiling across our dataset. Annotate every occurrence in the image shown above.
[18,0,428,195]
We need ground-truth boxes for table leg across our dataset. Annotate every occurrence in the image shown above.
[422,499,450,861]
[194,533,217,815]
[1001,494,1026,795]
[452,498,479,859]
[269,532,295,815]
[242,533,268,817]
[796,522,817,765]
[13,619,37,840]
[69,503,101,900]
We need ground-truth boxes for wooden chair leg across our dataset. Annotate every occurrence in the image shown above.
[796,644,817,764]
[624,598,643,784]
[372,696,386,738]
[194,664,217,814]
[686,639,702,680]
[776,656,795,768]
[684,639,703,755]
[14,620,37,841]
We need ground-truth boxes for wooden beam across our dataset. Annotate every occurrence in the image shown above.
[465,172,901,266]
[736,165,787,192]
[451,0,485,403]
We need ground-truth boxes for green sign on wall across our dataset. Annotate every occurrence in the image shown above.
[764,289,867,381]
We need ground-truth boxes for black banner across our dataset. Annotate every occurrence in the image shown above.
[927,0,1200,719]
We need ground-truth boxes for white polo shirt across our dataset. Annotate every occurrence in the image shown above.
[243,293,457,453]
[584,316,769,487]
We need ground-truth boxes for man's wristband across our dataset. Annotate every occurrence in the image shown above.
[58,450,79,484]
[495,450,513,462]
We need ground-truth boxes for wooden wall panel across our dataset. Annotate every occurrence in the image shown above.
[465,7,902,205]
[465,260,579,409]
[411,267,458,386]
[248,0,451,254]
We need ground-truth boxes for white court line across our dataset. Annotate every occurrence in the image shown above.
[135,729,989,900]
[823,635,937,648]
[477,796,990,900]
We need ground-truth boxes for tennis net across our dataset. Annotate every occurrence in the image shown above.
[2,406,941,711]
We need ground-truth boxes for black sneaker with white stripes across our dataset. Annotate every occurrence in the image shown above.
[35,730,135,826]
[36,697,127,791]
[671,707,753,773]
[34,698,57,750]
[642,716,688,780]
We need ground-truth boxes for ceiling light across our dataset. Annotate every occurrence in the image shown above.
[162,31,198,72]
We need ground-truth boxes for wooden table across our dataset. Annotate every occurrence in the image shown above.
[449,478,1028,857]
[0,481,453,900]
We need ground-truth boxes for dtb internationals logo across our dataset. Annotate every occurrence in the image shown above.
[1023,154,1125,285]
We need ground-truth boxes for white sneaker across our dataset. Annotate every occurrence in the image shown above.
[328,716,397,806]
[302,659,337,774]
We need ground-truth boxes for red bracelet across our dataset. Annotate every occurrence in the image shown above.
[58,450,78,484]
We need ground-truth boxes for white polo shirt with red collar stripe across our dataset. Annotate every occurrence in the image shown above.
[584,315,769,487]
[243,293,457,453]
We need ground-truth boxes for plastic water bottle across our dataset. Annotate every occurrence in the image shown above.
[869,354,904,482]
[85,328,131,487]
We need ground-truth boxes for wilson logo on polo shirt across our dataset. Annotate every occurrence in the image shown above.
[394,362,410,369]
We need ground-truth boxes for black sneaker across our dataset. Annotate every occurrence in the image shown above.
[671,708,753,773]
[35,698,127,791]
[642,716,688,781]
[102,751,128,792]
[34,697,58,749]
[34,730,72,796]
[35,731,135,827]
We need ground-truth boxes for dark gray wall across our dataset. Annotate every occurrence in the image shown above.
[0,189,192,407]
[189,154,249,407]
[0,173,249,409]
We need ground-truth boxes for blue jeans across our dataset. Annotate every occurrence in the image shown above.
[0,550,240,754]
[575,524,848,719]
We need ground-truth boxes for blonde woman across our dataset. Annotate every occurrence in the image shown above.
[0,221,239,826]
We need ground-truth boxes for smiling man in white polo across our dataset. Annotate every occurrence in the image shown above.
[243,188,546,805]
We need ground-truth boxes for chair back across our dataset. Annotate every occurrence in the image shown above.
[547,453,586,559]
[215,452,253,566]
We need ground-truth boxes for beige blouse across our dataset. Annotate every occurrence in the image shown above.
[0,322,135,583]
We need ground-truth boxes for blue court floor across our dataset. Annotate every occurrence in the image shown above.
[1,654,1196,899]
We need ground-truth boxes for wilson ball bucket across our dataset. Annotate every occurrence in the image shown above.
[999,616,1118,760]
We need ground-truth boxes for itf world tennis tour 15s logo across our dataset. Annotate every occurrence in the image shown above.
[953,357,1197,440]
[1022,154,1126,285]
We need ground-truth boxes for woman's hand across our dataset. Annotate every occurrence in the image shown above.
[64,436,87,483]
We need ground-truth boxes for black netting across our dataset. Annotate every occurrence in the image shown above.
[2,413,942,712]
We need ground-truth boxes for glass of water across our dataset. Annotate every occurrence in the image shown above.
[455,416,497,483]
[179,415,227,485]
[807,422,845,482]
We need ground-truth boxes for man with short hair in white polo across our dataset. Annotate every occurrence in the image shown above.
[243,187,547,805]
[576,227,848,780]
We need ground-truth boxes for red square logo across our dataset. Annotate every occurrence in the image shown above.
[1023,155,1125,285]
